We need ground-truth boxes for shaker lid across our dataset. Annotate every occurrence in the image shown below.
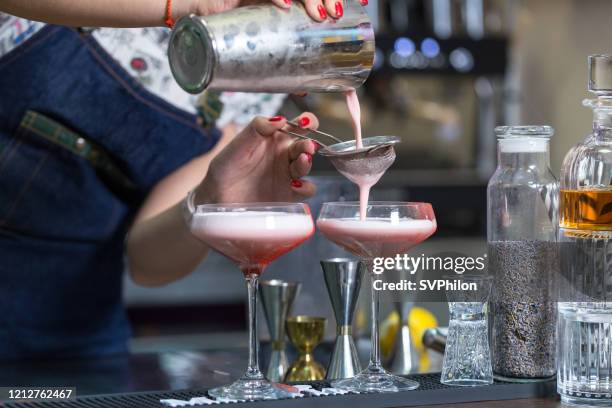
[168,15,216,94]
[589,55,612,94]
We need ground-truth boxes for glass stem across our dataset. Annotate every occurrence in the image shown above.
[367,270,384,373]
[243,273,264,380]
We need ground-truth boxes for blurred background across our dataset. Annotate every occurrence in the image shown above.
[122,0,612,367]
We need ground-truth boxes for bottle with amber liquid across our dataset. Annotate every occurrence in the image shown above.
[557,55,612,406]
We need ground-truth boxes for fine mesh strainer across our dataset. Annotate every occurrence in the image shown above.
[318,136,400,184]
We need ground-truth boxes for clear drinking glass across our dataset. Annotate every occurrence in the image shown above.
[189,203,315,400]
[441,275,493,387]
[557,55,612,406]
[317,202,437,393]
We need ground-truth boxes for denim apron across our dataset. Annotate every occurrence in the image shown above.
[0,25,220,360]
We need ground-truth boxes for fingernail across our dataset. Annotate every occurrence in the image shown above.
[306,153,312,164]
[318,4,327,19]
[269,115,284,122]
[311,140,319,151]
[360,0,368,5]
[284,0,291,5]
[335,2,343,17]
[291,179,303,188]
[299,116,311,128]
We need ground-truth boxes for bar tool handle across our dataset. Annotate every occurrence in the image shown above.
[423,328,446,354]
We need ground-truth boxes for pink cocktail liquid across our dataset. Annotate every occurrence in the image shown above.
[191,212,314,275]
[346,89,362,149]
[345,89,372,219]
[317,217,437,260]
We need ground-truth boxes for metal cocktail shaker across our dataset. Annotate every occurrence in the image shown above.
[168,2,374,94]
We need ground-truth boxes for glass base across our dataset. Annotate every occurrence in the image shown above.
[493,373,555,383]
[561,394,612,407]
[441,378,492,387]
[331,370,419,393]
[208,378,293,401]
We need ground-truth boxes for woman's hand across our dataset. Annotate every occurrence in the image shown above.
[194,113,319,204]
[193,0,345,21]
[0,0,349,31]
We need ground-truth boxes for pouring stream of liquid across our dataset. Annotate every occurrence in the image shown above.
[346,89,363,149]
[346,89,370,220]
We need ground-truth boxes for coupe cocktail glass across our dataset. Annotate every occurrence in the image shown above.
[317,202,437,392]
[190,203,315,400]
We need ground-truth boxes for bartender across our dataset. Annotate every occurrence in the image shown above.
[0,0,345,360]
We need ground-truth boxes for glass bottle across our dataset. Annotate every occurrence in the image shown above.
[487,126,559,381]
[557,55,612,406]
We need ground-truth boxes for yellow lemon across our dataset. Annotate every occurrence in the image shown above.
[380,310,400,359]
[408,306,438,351]
[408,307,438,371]
[355,309,368,333]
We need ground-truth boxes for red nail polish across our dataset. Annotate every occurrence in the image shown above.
[318,4,327,19]
[284,0,291,5]
[335,2,343,17]
[269,116,284,122]
[299,116,311,128]
[291,179,303,188]
[360,0,368,5]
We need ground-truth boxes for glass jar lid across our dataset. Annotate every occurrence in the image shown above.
[589,54,612,94]
[495,126,553,153]
[495,126,554,138]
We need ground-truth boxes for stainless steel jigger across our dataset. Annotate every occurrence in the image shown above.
[390,302,417,375]
[321,259,364,380]
[260,279,301,382]
[318,136,400,185]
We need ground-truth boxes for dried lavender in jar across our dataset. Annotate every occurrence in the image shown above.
[489,240,558,380]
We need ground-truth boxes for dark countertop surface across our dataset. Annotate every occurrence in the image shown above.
[0,346,562,407]
[0,349,246,396]
[427,399,561,408]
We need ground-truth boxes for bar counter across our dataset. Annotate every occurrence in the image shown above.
[0,343,562,408]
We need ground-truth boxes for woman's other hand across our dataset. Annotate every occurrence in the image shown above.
[193,0,345,21]
[194,113,319,205]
